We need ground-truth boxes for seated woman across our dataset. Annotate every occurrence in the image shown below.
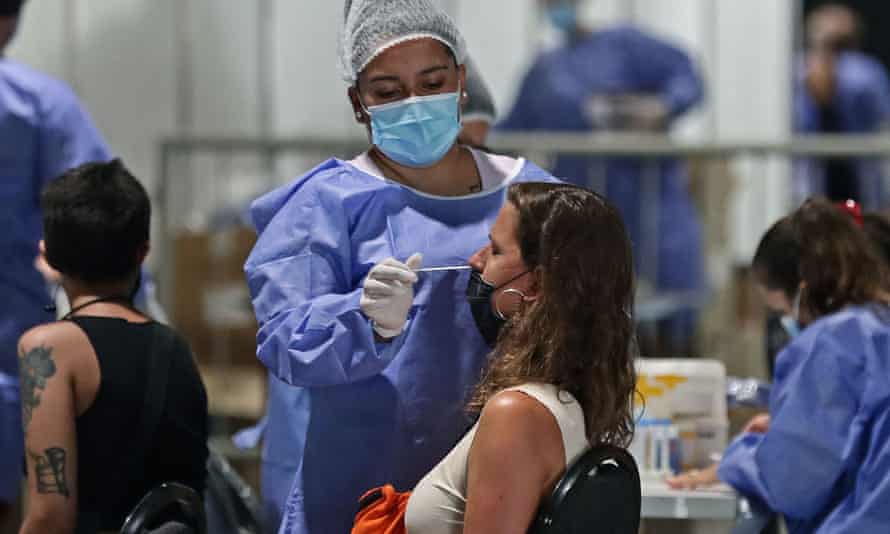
[669,199,890,532]
[403,182,637,533]
[669,203,890,492]
[17,159,208,534]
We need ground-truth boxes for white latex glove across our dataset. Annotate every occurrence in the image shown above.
[360,253,423,339]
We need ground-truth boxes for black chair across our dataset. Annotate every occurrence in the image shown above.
[731,496,780,534]
[530,445,641,534]
[120,482,207,534]
[204,448,264,534]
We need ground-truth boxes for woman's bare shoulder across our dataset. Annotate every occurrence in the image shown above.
[475,389,565,462]
[18,321,91,370]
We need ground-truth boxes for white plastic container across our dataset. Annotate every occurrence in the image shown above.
[632,359,729,472]
[632,418,681,480]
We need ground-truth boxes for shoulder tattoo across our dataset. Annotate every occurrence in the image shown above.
[19,344,57,435]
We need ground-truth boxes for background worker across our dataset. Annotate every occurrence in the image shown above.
[0,1,110,527]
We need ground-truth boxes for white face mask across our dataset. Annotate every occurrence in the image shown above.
[780,291,802,338]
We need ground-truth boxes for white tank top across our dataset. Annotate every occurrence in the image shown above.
[404,383,589,534]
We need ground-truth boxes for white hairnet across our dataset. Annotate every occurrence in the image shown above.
[340,0,467,83]
[463,56,496,124]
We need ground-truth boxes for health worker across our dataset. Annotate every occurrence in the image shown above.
[243,1,558,532]
[717,199,890,532]
[793,4,890,209]
[0,0,110,523]
[500,0,705,349]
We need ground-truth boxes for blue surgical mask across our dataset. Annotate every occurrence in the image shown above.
[779,315,801,339]
[362,89,462,168]
[547,3,578,33]
[780,291,803,338]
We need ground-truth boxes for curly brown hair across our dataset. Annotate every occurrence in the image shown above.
[468,182,637,447]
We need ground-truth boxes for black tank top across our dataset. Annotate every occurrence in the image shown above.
[69,317,208,534]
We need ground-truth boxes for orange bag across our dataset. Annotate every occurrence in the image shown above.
[351,485,411,534]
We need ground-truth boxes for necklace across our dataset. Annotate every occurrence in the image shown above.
[371,147,482,195]
[62,295,134,320]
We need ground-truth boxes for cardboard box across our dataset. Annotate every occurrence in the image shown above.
[200,364,266,419]
[172,226,261,368]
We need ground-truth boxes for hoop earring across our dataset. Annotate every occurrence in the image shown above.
[494,288,528,320]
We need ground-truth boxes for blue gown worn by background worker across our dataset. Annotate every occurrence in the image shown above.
[793,51,890,209]
[719,305,890,533]
[0,58,111,504]
[499,25,704,302]
[245,156,556,534]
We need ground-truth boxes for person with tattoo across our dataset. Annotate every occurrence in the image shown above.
[16,160,208,534]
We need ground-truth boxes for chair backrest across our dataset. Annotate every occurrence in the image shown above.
[529,445,641,534]
[204,448,264,534]
[731,497,779,534]
[119,482,207,534]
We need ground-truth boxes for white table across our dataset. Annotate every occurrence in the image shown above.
[642,481,739,520]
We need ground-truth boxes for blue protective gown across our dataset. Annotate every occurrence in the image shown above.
[719,305,890,533]
[499,25,704,296]
[245,157,556,534]
[0,59,111,503]
[793,52,890,209]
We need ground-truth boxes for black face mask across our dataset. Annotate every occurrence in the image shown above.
[466,269,528,347]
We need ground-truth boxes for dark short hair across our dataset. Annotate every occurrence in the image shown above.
[0,0,24,17]
[42,159,150,284]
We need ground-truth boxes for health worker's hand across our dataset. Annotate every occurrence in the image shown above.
[743,413,771,434]
[360,253,423,339]
[665,462,720,490]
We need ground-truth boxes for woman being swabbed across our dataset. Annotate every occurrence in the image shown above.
[355,182,638,534]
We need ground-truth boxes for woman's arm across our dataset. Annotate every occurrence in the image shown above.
[463,391,566,534]
[17,329,77,534]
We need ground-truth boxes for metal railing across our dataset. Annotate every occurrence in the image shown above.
[159,131,890,158]
[157,132,890,321]
[155,130,890,432]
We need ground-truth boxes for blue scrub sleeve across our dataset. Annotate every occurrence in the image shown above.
[719,329,866,520]
[35,83,111,185]
[658,58,703,119]
[637,36,704,118]
[0,372,23,503]
[246,187,404,388]
[253,283,404,388]
[661,51,704,118]
[856,62,890,130]
[498,61,544,131]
